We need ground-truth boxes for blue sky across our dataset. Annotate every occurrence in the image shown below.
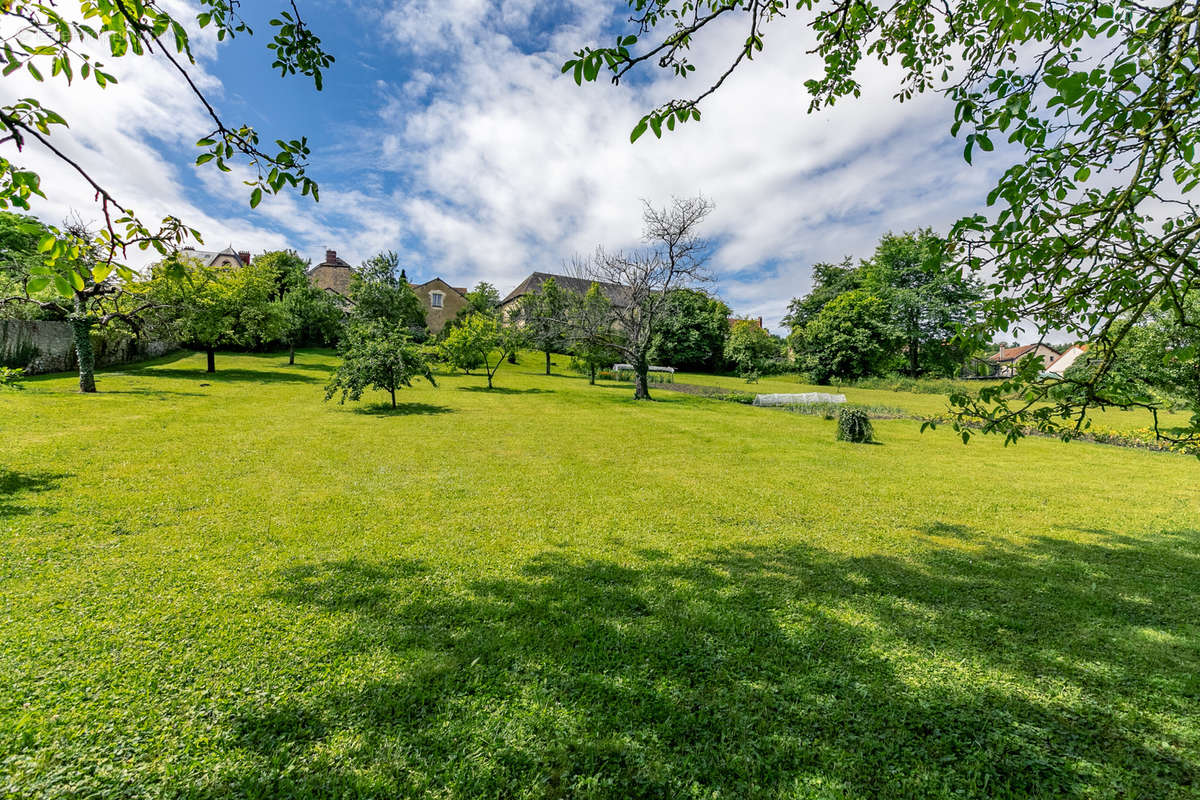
[12,0,1008,331]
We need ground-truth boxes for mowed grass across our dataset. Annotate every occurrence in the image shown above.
[676,371,1191,432]
[1,350,1199,799]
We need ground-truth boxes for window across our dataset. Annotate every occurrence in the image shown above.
[430,291,444,309]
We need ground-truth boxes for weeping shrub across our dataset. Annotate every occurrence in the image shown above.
[836,407,874,443]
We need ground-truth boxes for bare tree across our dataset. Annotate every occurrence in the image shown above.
[580,196,713,399]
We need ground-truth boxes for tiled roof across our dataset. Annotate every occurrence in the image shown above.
[988,344,1038,363]
[501,272,633,308]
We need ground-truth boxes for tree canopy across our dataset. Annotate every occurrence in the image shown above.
[349,252,426,337]
[860,230,984,378]
[794,289,900,383]
[649,288,731,372]
[145,254,284,373]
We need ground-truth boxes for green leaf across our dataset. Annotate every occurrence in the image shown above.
[630,117,648,143]
[25,276,50,293]
[250,187,263,208]
[37,235,56,253]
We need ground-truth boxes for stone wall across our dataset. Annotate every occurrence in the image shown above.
[412,279,469,335]
[0,320,177,375]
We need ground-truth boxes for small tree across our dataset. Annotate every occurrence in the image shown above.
[568,283,619,385]
[518,277,569,375]
[324,322,435,408]
[440,312,526,389]
[349,252,426,337]
[837,408,875,444]
[277,284,345,365]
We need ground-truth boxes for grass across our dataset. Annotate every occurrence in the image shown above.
[1,349,1199,798]
[677,370,1191,432]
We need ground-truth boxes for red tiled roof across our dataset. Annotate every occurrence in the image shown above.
[989,344,1037,363]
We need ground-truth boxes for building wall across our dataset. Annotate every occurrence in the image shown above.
[308,265,353,297]
[413,279,468,334]
[994,344,1062,377]
[0,320,177,375]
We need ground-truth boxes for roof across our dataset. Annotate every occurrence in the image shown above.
[178,246,245,267]
[501,271,633,308]
[1045,344,1088,375]
[988,344,1060,363]
[414,278,468,296]
[307,255,352,273]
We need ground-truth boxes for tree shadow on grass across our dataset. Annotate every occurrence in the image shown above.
[123,367,324,385]
[199,528,1200,798]
[98,387,207,398]
[0,469,70,517]
[284,362,336,374]
[350,402,454,417]
[456,386,553,395]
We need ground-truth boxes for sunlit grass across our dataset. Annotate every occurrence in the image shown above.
[1,350,1197,798]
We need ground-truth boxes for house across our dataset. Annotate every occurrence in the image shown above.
[410,278,469,334]
[729,316,765,329]
[987,343,1061,377]
[306,249,354,299]
[1045,344,1088,376]
[178,246,251,268]
[499,272,633,316]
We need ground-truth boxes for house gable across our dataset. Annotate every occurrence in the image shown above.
[307,249,354,299]
[411,278,469,334]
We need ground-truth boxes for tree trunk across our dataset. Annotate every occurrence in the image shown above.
[390,387,397,408]
[206,348,216,373]
[289,343,296,365]
[633,362,651,400]
[908,338,919,377]
[545,349,551,375]
[70,315,97,394]
[589,365,596,385]
[487,371,494,389]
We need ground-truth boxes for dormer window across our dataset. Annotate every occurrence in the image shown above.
[430,291,444,309]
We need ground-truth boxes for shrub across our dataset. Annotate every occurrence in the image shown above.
[836,407,875,443]
[598,369,674,384]
[0,365,23,388]
[717,391,757,404]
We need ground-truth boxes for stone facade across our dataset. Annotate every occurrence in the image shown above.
[0,320,177,375]
[411,278,469,335]
[307,249,355,299]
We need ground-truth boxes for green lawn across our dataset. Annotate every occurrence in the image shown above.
[2,350,1198,798]
[676,370,1190,432]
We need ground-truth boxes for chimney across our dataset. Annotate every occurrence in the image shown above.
[758,316,764,329]
[238,251,251,265]
[325,249,337,264]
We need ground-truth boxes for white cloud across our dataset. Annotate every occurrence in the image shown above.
[3,2,1009,331]
[373,9,1004,329]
